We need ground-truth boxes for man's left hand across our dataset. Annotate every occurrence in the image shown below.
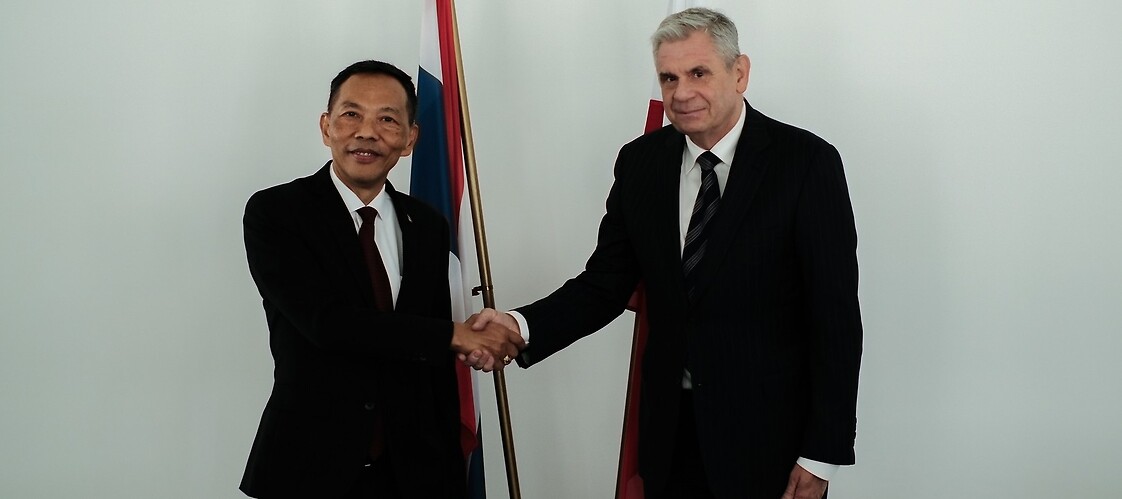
[780,464,827,499]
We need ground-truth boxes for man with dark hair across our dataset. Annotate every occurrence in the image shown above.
[469,8,862,499]
[239,60,524,498]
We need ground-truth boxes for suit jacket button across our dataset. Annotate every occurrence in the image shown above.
[363,402,376,411]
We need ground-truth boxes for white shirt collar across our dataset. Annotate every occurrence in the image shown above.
[328,162,395,222]
[682,100,747,169]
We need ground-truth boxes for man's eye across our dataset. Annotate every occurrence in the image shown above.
[342,111,359,118]
[692,71,705,78]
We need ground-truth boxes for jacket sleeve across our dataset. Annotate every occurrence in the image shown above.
[794,142,863,464]
[515,148,644,366]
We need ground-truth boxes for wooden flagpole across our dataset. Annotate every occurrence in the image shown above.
[448,1,523,497]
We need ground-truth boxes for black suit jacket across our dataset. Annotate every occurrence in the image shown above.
[240,163,466,498]
[516,103,862,498]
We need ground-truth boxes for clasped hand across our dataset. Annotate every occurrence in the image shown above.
[450,308,524,372]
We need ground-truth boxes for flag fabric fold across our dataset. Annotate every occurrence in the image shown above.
[413,1,486,497]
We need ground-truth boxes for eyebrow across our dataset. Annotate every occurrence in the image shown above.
[658,65,711,79]
[340,101,401,113]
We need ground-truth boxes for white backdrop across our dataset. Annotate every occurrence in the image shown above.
[2,1,1120,498]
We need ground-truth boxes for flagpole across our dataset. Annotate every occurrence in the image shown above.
[448,2,523,498]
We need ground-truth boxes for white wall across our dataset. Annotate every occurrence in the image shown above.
[2,1,1120,497]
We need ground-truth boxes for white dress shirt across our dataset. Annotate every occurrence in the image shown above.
[329,163,403,305]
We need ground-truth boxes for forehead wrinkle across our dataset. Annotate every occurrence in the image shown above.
[337,100,362,111]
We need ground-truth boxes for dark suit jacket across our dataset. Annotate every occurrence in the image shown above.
[240,163,466,498]
[516,103,862,498]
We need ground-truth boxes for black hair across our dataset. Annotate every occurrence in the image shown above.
[327,60,418,123]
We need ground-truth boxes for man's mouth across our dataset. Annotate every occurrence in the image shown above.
[350,148,381,160]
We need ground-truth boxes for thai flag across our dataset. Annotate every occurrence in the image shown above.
[411,0,486,497]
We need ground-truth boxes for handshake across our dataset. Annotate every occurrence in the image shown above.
[450,308,526,372]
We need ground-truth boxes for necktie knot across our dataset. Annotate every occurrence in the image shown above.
[697,151,721,173]
[357,206,378,225]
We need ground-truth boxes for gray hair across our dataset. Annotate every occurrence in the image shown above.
[651,7,741,67]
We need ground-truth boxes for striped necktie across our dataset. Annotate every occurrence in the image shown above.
[682,151,721,300]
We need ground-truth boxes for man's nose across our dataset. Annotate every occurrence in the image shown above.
[355,117,380,140]
[674,79,699,101]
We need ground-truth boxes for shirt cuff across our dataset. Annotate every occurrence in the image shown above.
[796,458,839,482]
[507,310,530,344]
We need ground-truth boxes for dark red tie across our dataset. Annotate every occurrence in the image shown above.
[356,206,391,459]
[357,206,394,312]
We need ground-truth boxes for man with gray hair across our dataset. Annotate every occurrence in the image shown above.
[469,8,862,498]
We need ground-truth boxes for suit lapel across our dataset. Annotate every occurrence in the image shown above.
[307,163,377,305]
[687,103,772,303]
[387,182,422,309]
[651,131,690,301]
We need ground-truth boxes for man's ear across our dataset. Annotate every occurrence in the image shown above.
[401,123,420,156]
[319,112,331,146]
[737,54,751,93]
